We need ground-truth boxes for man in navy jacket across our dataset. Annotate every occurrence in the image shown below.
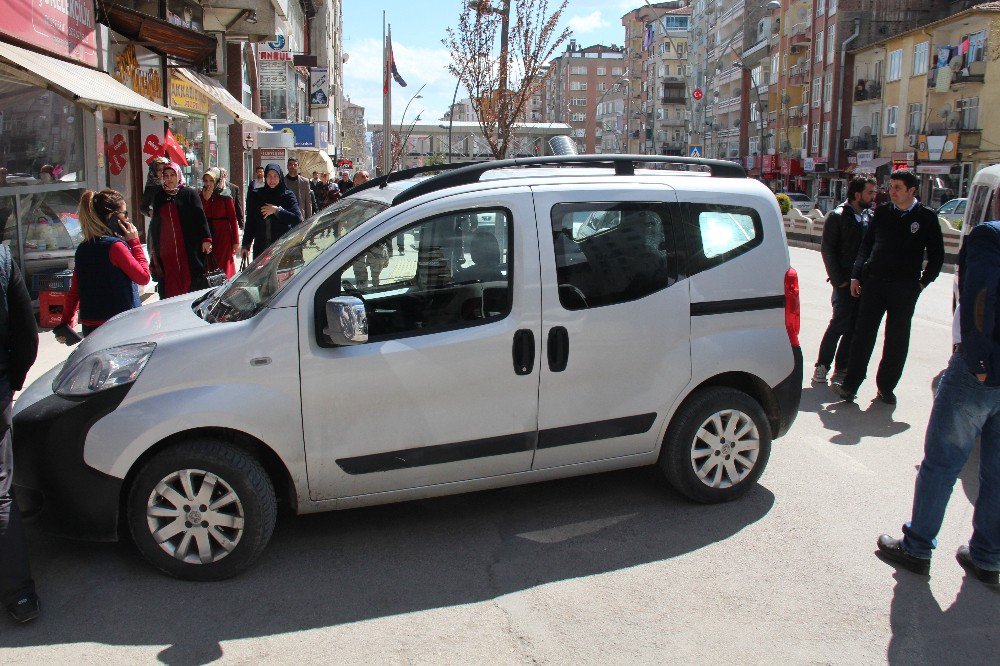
[876,213,1000,585]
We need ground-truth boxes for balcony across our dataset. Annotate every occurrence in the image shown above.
[931,61,986,87]
[854,79,882,101]
[790,23,811,45]
[718,66,742,85]
[742,38,768,60]
[846,135,879,150]
[717,96,742,112]
[661,95,686,104]
[720,0,746,23]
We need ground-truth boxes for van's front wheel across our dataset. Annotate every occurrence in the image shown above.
[127,439,277,581]
[659,388,771,503]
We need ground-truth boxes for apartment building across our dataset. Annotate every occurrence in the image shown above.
[543,40,626,153]
[847,1,1000,206]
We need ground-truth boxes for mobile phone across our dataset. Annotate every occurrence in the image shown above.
[53,323,83,345]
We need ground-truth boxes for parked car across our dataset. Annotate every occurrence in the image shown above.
[13,155,803,580]
[777,192,815,214]
[936,197,967,228]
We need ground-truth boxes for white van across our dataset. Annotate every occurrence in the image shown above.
[952,164,1000,342]
[13,156,803,580]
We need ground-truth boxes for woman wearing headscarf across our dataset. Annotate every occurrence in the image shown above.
[241,163,301,260]
[57,189,150,338]
[200,168,240,279]
[148,162,212,298]
[140,156,170,218]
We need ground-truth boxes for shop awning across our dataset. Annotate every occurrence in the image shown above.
[853,157,891,173]
[174,68,272,130]
[97,4,216,66]
[0,41,182,117]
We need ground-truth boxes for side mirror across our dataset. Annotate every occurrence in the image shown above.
[323,296,368,345]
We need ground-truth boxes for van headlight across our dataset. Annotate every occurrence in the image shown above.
[53,343,156,397]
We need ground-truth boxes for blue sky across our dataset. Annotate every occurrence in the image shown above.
[341,0,638,123]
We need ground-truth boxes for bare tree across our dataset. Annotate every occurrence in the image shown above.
[444,0,571,159]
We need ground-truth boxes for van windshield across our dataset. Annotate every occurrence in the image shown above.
[199,197,387,323]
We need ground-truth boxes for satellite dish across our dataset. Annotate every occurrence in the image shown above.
[343,53,350,63]
[797,7,808,20]
[939,103,952,118]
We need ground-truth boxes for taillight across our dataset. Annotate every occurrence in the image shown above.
[784,267,800,347]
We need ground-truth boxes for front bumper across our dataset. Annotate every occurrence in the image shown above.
[13,384,131,541]
[772,345,803,438]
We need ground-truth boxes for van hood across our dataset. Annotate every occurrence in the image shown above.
[73,290,211,353]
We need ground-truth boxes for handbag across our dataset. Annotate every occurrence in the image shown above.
[204,253,226,288]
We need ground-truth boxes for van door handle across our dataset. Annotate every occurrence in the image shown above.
[512,329,535,375]
[547,326,569,372]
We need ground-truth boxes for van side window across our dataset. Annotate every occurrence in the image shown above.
[318,209,512,344]
[550,202,677,310]
[684,204,763,273]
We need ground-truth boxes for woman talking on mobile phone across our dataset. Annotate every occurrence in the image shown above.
[56,189,150,340]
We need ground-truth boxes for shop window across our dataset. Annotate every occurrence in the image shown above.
[17,190,85,296]
[0,73,86,185]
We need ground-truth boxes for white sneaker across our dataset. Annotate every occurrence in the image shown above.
[811,364,829,383]
[830,371,847,385]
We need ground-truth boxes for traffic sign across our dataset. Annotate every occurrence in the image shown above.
[692,88,704,101]
[688,145,703,158]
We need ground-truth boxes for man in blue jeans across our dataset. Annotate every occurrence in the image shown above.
[876,215,1000,585]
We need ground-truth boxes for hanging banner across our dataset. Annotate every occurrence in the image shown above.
[310,67,329,107]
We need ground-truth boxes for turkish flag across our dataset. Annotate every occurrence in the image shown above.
[162,128,188,166]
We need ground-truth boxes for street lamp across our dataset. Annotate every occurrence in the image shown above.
[395,84,425,169]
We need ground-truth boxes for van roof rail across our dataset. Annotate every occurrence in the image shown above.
[346,162,485,198]
[391,154,747,206]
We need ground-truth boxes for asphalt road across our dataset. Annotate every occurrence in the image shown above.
[2,246,998,664]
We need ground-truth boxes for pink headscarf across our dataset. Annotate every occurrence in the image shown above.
[161,161,185,196]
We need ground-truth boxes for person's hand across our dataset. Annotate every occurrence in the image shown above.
[977,373,988,383]
[202,240,213,254]
[232,243,241,256]
[118,215,139,241]
[850,279,862,298]
[241,247,250,259]
[55,335,66,344]
[261,204,279,217]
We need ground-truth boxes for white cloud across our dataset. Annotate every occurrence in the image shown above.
[343,37,459,124]
[568,11,610,33]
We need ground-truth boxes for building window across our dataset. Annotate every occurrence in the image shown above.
[829,0,837,14]
[597,82,607,92]
[801,126,808,151]
[812,77,822,107]
[814,30,823,62]
[912,41,929,76]
[887,49,902,81]
[597,67,606,75]
[958,97,979,130]
[811,124,819,154]
[885,106,898,135]
[827,26,836,64]
[571,112,586,122]
[816,0,825,14]
[824,74,832,112]
[965,31,987,64]
[771,53,780,84]
[570,81,588,91]
[612,67,623,76]
[907,103,922,133]
[822,121,830,157]
[749,135,760,155]
[570,97,587,106]
[570,66,587,75]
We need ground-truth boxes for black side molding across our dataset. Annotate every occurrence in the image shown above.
[691,295,785,316]
[537,413,657,449]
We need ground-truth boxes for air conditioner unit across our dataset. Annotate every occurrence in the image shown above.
[790,46,802,54]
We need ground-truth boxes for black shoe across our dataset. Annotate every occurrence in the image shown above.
[832,382,856,401]
[876,534,930,575]
[876,390,897,405]
[956,546,1000,585]
[6,593,40,623]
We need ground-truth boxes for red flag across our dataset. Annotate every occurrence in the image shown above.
[384,26,407,95]
[162,128,188,166]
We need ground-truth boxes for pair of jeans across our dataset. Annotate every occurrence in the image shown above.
[842,278,921,393]
[901,353,1000,570]
[0,393,35,605]
[816,284,858,372]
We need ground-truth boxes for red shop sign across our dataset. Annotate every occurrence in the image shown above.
[107,133,128,176]
[1,0,98,67]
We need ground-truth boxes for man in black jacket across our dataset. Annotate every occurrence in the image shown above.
[833,169,945,404]
[814,175,877,384]
[0,244,40,623]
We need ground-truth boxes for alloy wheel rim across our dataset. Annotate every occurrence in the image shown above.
[690,409,760,489]
[146,468,245,564]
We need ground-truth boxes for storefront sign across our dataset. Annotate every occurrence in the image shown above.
[856,150,874,164]
[258,60,288,89]
[112,43,163,105]
[917,133,959,161]
[106,133,129,175]
[169,74,211,114]
[310,67,329,107]
[804,157,827,173]
[780,157,803,176]
[2,0,98,66]
[255,147,287,168]
[891,151,915,167]
[762,154,777,174]
[270,123,317,147]
[915,163,956,175]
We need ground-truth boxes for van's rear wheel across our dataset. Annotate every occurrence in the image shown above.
[127,439,276,581]
[659,388,771,503]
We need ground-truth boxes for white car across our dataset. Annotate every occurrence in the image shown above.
[13,156,803,580]
[937,197,968,228]
[777,192,816,215]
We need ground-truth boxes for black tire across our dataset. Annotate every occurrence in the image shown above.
[659,387,772,503]
[127,439,277,581]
